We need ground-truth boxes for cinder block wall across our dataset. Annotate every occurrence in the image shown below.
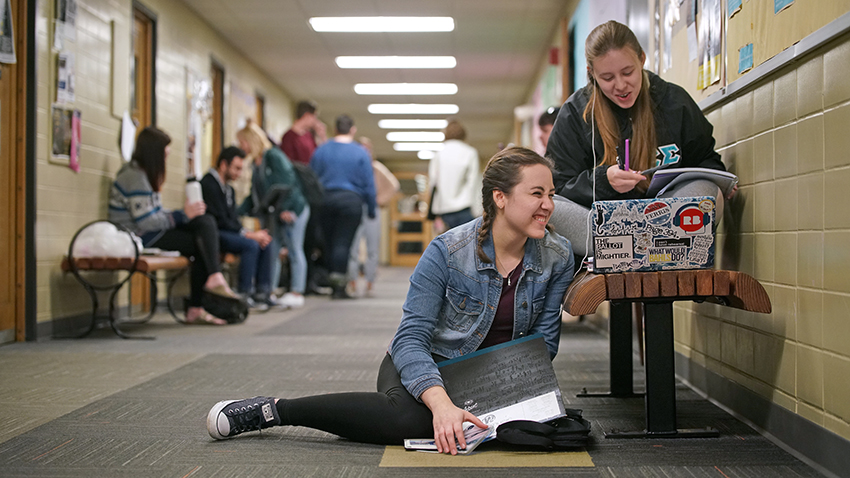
[674,34,850,442]
[35,0,293,325]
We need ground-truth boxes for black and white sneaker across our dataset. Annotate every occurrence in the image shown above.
[207,396,281,440]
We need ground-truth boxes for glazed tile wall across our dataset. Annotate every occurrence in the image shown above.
[35,0,294,323]
[675,34,850,441]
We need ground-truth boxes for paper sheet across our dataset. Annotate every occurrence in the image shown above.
[120,111,136,162]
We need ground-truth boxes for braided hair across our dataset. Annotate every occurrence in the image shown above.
[476,146,555,262]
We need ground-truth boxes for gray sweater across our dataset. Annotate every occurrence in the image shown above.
[108,162,186,241]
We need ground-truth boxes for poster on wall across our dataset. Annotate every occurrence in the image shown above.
[697,0,722,90]
[0,0,15,64]
[54,0,76,44]
[186,67,212,180]
[51,104,73,160]
[56,51,75,103]
[69,109,81,172]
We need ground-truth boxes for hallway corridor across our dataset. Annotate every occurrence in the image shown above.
[0,267,823,477]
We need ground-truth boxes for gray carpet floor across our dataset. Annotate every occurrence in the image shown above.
[0,267,823,477]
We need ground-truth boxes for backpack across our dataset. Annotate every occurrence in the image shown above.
[496,408,591,450]
[292,161,324,208]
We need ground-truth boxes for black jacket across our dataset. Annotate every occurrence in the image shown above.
[200,171,243,233]
[547,71,725,208]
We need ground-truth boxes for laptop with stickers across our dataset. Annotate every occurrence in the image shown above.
[590,196,716,273]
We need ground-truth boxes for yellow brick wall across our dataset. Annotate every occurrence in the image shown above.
[35,0,293,323]
[672,35,850,441]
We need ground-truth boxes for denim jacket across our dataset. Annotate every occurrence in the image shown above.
[388,217,574,400]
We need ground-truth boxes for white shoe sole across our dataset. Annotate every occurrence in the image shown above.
[207,400,238,440]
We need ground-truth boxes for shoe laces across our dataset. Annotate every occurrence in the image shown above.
[226,401,268,435]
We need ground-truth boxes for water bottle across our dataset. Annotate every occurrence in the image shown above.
[186,180,203,204]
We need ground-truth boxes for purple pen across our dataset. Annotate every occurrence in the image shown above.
[625,139,630,171]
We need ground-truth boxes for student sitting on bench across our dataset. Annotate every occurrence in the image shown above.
[108,126,239,325]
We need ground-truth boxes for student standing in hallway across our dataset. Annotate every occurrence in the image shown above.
[428,120,480,230]
[237,122,310,309]
[280,100,326,165]
[348,136,400,296]
[206,147,573,453]
[309,115,377,299]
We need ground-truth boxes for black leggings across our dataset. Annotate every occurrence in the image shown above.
[276,354,434,444]
[149,215,221,307]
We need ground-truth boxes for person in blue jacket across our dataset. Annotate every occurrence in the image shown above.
[206,147,574,454]
[547,20,734,258]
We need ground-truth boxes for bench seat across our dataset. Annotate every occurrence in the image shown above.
[563,268,771,439]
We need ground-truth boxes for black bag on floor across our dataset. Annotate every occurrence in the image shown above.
[496,408,591,450]
[201,292,249,324]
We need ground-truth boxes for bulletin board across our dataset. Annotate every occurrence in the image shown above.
[725,0,850,83]
[656,0,850,101]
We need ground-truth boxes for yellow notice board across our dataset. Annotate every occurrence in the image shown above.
[727,0,850,82]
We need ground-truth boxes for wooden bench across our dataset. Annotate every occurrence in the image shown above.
[563,269,771,438]
[61,253,239,339]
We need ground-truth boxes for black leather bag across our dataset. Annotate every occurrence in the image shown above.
[496,408,591,450]
[426,185,437,220]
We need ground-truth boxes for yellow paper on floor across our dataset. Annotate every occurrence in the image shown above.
[379,446,594,468]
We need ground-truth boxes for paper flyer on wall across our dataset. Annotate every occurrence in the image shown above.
[54,0,76,43]
[0,0,15,64]
[697,0,722,90]
[121,111,136,162]
[56,52,75,103]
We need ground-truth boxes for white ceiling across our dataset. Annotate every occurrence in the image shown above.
[178,0,574,166]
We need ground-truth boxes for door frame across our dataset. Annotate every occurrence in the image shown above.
[20,0,35,340]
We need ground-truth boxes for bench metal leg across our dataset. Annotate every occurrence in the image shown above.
[605,301,718,439]
[577,301,643,398]
[107,283,155,340]
[53,282,101,339]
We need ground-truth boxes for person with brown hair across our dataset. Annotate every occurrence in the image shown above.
[108,126,238,325]
[205,146,573,454]
[428,119,481,230]
[546,20,731,258]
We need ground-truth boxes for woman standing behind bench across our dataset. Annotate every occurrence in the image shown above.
[108,126,239,325]
[547,20,734,258]
[205,147,574,454]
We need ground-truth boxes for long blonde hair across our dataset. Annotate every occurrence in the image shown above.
[236,121,273,161]
[583,21,655,190]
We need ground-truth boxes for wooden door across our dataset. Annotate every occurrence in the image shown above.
[131,8,152,127]
[0,0,26,342]
[130,5,154,309]
[211,62,224,162]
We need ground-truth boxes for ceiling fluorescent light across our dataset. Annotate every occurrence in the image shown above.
[368,104,459,115]
[309,17,455,33]
[355,83,457,95]
[418,150,436,160]
[378,119,448,129]
[336,56,456,69]
[387,132,445,142]
[393,143,445,152]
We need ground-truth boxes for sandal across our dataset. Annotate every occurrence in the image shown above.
[203,284,241,300]
[185,310,227,325]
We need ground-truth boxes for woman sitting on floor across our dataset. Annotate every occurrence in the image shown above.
[206,146,574,453]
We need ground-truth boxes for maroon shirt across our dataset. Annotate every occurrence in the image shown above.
[280,129,317,165]
[478,260,523,350]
